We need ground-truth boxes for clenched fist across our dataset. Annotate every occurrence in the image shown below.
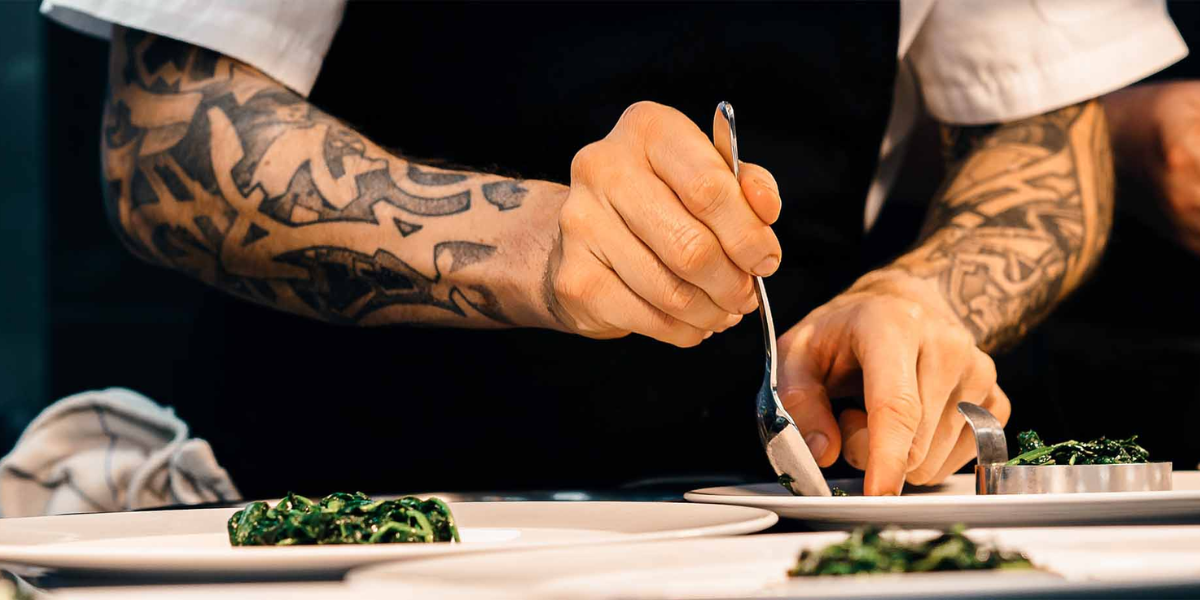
[544,101,783,347]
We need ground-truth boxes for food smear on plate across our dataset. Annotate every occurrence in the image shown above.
[788,524,1033,577]
[227,491,459,546]
[1006,430,1149,466]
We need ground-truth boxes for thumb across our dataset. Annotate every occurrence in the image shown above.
[777,336,842,467]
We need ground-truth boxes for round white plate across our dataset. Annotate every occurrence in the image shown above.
[684,471,1200,528]
[348,526,1200,599]
[0,501,776,576]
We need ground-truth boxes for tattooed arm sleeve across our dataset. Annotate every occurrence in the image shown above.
[875,100,1114,352]
[101,27,565,328]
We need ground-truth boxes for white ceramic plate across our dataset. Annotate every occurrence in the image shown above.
[684,472,1200,528]
[0,501,776,576]
[348,526,1200,599]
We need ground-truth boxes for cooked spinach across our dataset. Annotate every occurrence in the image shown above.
[778,474,849,497]
[227,492,459,546]
[789,524,1033,577]
[1006,430,1149,466]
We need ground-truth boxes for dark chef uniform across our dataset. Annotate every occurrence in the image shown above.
[167,2,900,499]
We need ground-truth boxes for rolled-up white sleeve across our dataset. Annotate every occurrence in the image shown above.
[907,0,1188,125]
[40,0,344,96]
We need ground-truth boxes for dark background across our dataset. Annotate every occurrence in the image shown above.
[4,2,1200,493]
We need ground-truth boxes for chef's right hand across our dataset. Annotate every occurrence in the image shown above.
[544,101,783,347]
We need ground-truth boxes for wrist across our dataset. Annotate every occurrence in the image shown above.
[500,180,573,332]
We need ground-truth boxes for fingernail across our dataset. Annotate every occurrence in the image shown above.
[803,431,829,461]
[753,255,780,277]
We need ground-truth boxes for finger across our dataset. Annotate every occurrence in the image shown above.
[909,351,995,485]
[594,270,709,348]
[928,383,1012,484]
[777,335,842,466]
[857,325,922,496]
[906,331,971,471]
[599,160,757,315]
[592,203,742,332]
[619,104,781,276]
[555,223,709,348]
[739,162,782,225]
[839,408,869,471]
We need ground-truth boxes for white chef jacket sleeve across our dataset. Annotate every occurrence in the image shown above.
[906,0,1188,125]
[40,0,344,96]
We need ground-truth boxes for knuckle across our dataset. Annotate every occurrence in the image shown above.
[557,199,588,238]
[619,100,665,135]
[900,301,924,323]
[570,142,605,183]
[947,325,974,348]
[648,311,698,348]
[662,277,702,315]
[907,466,937,485]
[990,390,1013,424]
[876,394,923,434]
[724,227,766,266]
[667,224,717,278]
[973,351,998,385]
[683,170,736,220]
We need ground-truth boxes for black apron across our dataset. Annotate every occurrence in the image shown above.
[182,2,899,499]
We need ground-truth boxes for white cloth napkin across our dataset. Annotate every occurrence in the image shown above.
[0,388,240,518]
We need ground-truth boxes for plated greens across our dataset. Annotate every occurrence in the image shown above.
[1006,430,1149,466]
[227,492,459,546]
[778,474,847,496]
[789,524,1033,577]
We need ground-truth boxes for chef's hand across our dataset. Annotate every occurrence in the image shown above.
[1103,80,1200,255]
[545,101,783,347]
[776,272,1011,496]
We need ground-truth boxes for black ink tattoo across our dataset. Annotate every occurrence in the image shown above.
[393,218,422,237]
[892,101,1114,351]
[483,180,528,211]
[408,164,469,186]
[101,28,528,325]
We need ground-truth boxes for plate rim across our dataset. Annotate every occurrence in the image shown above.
[685,472,1200,507]
[0,501,778,574]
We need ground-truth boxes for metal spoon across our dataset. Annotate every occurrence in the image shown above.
[713,102,830,497]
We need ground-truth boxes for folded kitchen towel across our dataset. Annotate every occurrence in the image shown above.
[0,388,240,518]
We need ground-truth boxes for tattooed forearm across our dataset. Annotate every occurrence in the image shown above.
[101,28,555,327]
[886,100,1114,351]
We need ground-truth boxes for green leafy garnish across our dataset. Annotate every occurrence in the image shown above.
[1006,430,1149,466]
[227,492,459,546]
[778,474,849,497]
[789,525,1033,577]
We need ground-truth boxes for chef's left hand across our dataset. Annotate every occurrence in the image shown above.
[776,271,1011,496]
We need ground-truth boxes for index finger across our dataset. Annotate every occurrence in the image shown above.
[621,105,782,276]
[855,327,922,496]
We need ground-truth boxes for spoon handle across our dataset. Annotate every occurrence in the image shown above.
[713,101,778,388]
